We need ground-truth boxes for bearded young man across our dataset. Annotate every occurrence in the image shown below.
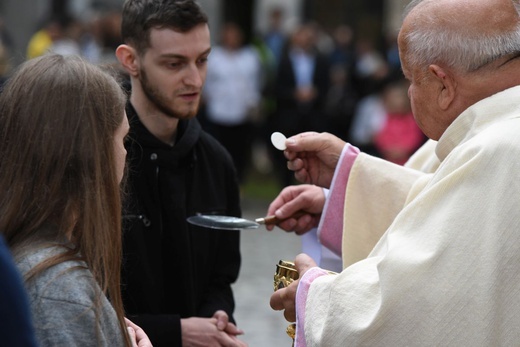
[115,1,246,346]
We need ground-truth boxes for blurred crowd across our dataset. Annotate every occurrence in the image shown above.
[0,5,427,189]
[0,7,122,74]
[201,7,427,189]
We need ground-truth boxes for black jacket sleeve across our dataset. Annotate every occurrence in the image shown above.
[128,314,182,347]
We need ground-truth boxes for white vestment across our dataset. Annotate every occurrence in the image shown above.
[341,138,439,268]
[304,86,520,346]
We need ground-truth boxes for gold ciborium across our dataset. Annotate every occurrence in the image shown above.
[274,260,299,346]
[274,260,299,291]
[274,260,338,345]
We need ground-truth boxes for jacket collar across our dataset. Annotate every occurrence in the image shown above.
[126,102,202,167]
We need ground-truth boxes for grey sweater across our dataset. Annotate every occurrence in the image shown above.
[15,244,126,347]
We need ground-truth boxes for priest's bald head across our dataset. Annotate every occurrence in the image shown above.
[398,0,520,140]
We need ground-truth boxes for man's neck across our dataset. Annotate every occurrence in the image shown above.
[130,92,179,146]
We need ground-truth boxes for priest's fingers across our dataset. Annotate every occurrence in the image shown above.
[295,253,318,275]
[286,131,321,147]
[294,169,312,185]
[270,287,285,311]
[284,149,299,161]
[286,156,304,171]
[266,186,299,219]
[269,212,319,234]
[291,214,318,235]
[266,184,325,233]
[285,132,347,187]
[286,132,345,160]
[270,282,298,322]
[283,302,296,322]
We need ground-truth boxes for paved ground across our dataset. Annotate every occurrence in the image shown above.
[232,196,302,347]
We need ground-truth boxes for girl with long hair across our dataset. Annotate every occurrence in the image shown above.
[0,54,150,347]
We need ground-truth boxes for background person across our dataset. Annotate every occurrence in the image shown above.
[350,77,426,164]
[269,23,331,188]
[0,234,39,347]
[202,22,262,184]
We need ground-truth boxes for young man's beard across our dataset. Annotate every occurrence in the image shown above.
[139,67,199,119]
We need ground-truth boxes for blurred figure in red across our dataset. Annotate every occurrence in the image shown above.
[374,79,426,165]
[350,78,425,164]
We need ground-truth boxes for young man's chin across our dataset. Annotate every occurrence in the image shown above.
[168,107,200,120]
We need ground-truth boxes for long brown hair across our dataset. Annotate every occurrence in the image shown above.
[0,54,131,346]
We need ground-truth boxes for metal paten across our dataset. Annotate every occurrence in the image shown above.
[187,215,261,230]
[187,214,288,230]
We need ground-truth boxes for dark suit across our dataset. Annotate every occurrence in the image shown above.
[273,47,331,136]
[269,47,331,187]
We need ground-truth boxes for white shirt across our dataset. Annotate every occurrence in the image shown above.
[289,48,315,88]
[204,45,261,126]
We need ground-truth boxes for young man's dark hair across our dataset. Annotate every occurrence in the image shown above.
[121,0,208,54]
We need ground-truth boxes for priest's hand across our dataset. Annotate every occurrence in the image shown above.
[265,184,324,234]
[284,132,346,188]
[270,254,318,322]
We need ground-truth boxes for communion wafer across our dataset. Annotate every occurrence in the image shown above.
[271,132,287,151]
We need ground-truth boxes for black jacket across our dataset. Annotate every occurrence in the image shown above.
[122,104,242,347]
[274,47,331,135]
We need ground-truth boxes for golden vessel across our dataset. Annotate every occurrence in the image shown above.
[274,260,338,345]
[274,260,299,345]
[274,260,299,291]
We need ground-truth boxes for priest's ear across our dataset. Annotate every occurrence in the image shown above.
[428,64,456,111]
[115,44,140,77]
